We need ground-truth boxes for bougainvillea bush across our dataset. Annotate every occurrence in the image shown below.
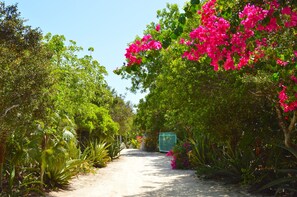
[166,141,192,169]
[182,0,297,158]
[118,0,297,158]
[116,0,297,195]
[182,0,297,112]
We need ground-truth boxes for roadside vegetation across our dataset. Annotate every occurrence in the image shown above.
[116,0,297,196]
[0,2,135,196]
[1,0,297,196]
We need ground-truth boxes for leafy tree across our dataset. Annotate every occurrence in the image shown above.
[43,33,118,145]
[182,0,297,156]
[116,0,297,157]
[0,2,52,191]
[115,1,297,193]
[109,91,134,144]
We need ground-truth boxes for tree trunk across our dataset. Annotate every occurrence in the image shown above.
[0,130,8,192]
[40,134,48,186]
[275,106,297,158]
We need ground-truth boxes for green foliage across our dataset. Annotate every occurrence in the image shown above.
[107,141,123,160]
[143,131,159,152]
[0,2,53,193]
[170,140,192,169]
[188,135,218,167]
[43,33,108,117]
[44,159,81,189]
[75,104,119,146]
[40,137,76,189]
[188,133,297,195]
[88,141,111,168]
[257,169,297,196]
[0,2,131,195]
[130,138,140,149]
[109,92,134,137]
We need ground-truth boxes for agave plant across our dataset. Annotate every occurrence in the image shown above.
[44,159,81,189]
[188,135,219,167]
[107,140,123,160]
[256,169,297,196]
[88,141,111,168]
[256,145,297,196]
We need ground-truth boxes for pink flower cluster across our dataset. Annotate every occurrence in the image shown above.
[156,24,161,32]
[282,6,297,27]
[239,4,268,29]
[166,150,177,169]
[276,59,288,66]
[183,0,297,72]
[278,52,297,112]
[182,0,231,70]
[166,141,192,169]
[182,0,297,112]
[279,85,297,112]
[182,0,276,70]
[125,34,162,66]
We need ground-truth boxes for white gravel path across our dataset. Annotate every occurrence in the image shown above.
[47,149,261,197]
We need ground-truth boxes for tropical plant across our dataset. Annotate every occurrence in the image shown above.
[188,135,219,168]
[167,140,192,169]
[42,138,77,189]
[257,168,297,196]
[107,141,122,160]
[88,141,111,168]
[0,2,52,191]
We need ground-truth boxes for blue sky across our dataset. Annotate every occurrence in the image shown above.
[5,0,187,106]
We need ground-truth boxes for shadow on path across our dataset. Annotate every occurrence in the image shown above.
[47,149,261,197]
[121,149,257,197]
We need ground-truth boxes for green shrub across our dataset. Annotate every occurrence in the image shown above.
[167,140,192,169]
[88,141,111,168]
[188,135,219,168]
[44,159,81,189]
[107,141,123,160]
[76,147,95,174]
[143,133,158,152]
[257,169,297,196]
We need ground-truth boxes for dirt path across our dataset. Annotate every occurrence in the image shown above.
[47,149,259,197]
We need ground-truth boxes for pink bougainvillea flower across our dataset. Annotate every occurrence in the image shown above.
[278,85,297,112]
[156,24,161,32]
[171,158,176,169]
[281,6,297,27]
[179,38,185,44]
[258,17,280,32]
[279,85,289,112]
[166,150,174,157]
[125,34,162,66]
[239,4,268,29]
[141,34,152,42]
[276,59,289,66]
[282,7,292,15]
[148,40,162,50]
[291,75,297,84]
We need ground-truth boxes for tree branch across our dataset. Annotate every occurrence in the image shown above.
[2,104,19,117]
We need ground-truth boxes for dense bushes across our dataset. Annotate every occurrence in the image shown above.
[116,0,297,196]
[166,141,192,169]
[0,3,134,196]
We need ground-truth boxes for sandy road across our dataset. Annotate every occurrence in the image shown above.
[47,149,259,197]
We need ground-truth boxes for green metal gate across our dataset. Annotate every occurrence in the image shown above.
[159,132,177,152]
